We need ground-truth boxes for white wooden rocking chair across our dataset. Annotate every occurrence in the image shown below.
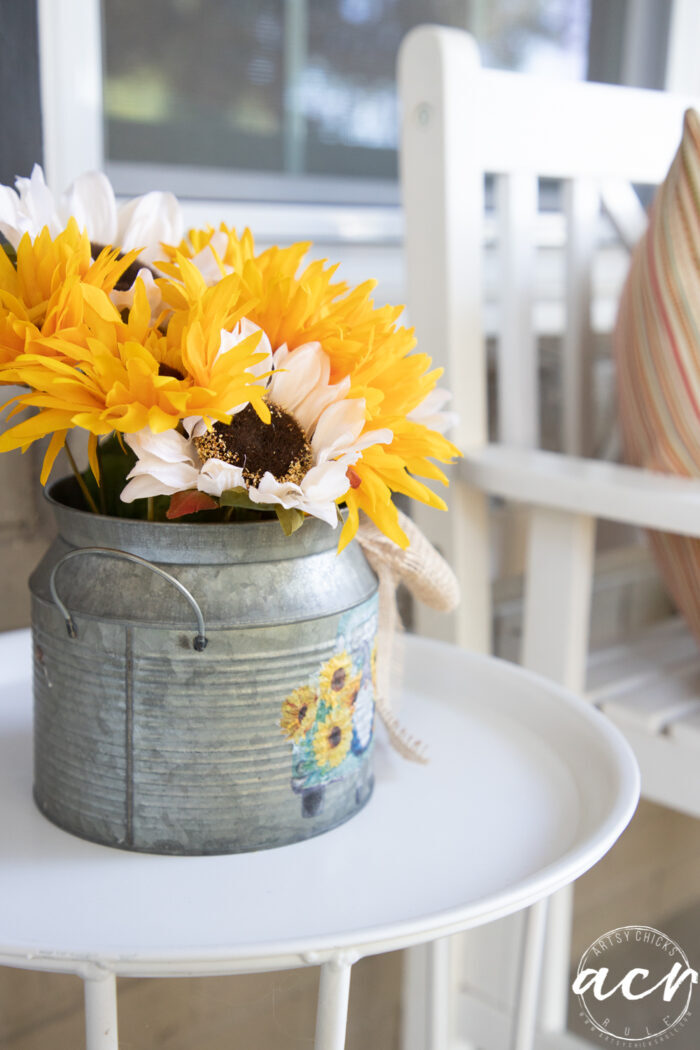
[397,24,700,1050]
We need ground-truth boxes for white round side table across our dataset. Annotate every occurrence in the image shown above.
[0,629,639,1050]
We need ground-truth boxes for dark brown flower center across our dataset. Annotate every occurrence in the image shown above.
[91,241,156,291]
[158,362,185,381]
[331,668,346,691]
[298,704,308,723]
[328,725,342,748]
[194,402,312,486]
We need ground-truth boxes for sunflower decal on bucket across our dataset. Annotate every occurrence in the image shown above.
[279,686,318,744]
[319,653,361,708]
[279,596,378,816]
[313,706,353,769]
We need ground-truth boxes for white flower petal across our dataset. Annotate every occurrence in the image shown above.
[127,459,201,488]
[183,416,208,439]
[311,398,366,462]
[247,472,340,528]
[0,165,61,244]
[300,460,351,503]
[345,426,393,456]
[60,171,118,244]
[268,342,353,436]
[268,342,325,416]
[294,374,350,435]
[408,387,458,434]
[15,164,62,237]
[247,473,299,509]
[298,500,340,528]
[197,459,246,497]
[121,428,201,501]
[116,191,183,267]
[121,475,173,502]
[125,427,198,465]
[121,459,200,501]
[0,186,22,247]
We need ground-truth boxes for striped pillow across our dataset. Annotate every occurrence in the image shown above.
[615,108,700,643]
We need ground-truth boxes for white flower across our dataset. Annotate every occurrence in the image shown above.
[0,165,183,314]
[121,326,392,527]
[120,429,200,501]
[0,165,182,260]
[408,387,458,434]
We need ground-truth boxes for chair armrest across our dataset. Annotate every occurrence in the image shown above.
[459,444,700,537]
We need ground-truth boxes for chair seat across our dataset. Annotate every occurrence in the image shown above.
[586,617,700,817]
[588,615,700,730]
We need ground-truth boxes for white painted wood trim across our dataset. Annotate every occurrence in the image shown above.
[37,0,104,191]
[461,445,700,537]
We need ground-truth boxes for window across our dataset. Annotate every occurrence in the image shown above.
[102,0,592,204]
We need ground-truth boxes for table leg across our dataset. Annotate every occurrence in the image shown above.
[314,958,353,1050]
[511,898,548,1050]
[426,937,452,1050]
[84,973,119,1050]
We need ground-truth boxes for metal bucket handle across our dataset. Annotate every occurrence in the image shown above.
[49,546,209,652]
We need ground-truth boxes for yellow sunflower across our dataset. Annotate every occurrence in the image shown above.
[0,221,142,370]
[313,706,353,770]
[319,652,361,707]
[280,685,318,743]
[162,226,460,549]
[0,265,269,484]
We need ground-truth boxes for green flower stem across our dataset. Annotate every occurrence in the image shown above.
[65,440,100,515]
[147,496,155,522]
[96,438,107,514]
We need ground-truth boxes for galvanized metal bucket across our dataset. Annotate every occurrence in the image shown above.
[30,478,378,855]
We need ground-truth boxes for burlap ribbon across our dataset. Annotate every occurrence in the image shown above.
[356,510,460,762]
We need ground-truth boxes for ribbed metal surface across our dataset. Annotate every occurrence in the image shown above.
[31,484,378,855]
[33,616,129,847]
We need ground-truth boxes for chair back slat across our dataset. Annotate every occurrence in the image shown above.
[496,171,539,447]
[563,177,598,455]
